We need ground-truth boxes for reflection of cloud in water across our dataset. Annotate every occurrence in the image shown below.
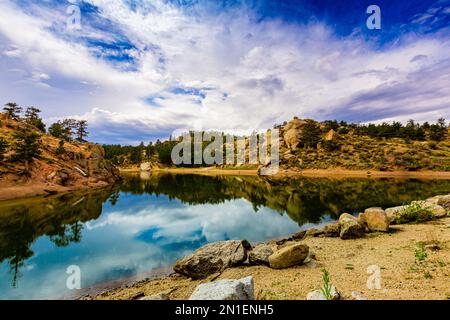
[88,197,300,243]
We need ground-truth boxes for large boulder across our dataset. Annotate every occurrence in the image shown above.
[425,195,450,212]
[248,244,273,266]
[411,201,447,218]
[385,205,409,224]
[189,276,254,300]
[140,162,152,171]
[359,207,390,232]
[173,240,251,279]
[282,117,306,150]
[339,213,365,239]
[268,243,309,269]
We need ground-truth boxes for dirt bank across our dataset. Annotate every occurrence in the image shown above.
[120,166,450,180]
[90,217,450,300]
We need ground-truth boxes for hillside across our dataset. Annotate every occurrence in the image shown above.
[277,118,450,172]
[0,112,120,201]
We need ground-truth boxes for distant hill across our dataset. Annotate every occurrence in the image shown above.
[0,112,120,201]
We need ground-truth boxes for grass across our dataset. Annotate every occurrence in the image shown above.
[415,245,428,262]
[320,268,333,300]
[396,202,435,224]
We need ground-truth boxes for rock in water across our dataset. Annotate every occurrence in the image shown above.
[189,276,254,300]
[268,243,309,269]
[359,207,390,232]
[248,244,273,266]
[339,213,365,239]
[306,286,340,300]
[173,240,251,279]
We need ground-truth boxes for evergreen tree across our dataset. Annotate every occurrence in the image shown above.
[302,120,322,148]
[12,127,41,173]
[429,118,447,142]
[75,120,88,142]
[24,107,46,132]
[3,102,22,120]
[48,122,66,139]
[55,139,66,155]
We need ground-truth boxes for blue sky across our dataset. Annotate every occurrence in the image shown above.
[0,0,449,144]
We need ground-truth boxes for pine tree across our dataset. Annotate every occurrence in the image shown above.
[3,102,22,120]
[302,120,322,148]
[12,127,41,173]
[75,120,88,142]
[24,107,46,132]
[55,139,66,155]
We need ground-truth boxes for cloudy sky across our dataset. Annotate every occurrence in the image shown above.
[0,0,449,144]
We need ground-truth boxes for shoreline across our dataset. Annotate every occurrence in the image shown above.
[90,215,450,300]
[120,167,450,180]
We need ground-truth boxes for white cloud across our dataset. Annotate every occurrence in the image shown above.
[0,0,449,144]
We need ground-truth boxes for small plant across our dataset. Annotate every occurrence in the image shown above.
[396,202,434,224]
[55,139,66,155]
[320,268,333,300]
[415,245,427,262]
[424,271,433,279]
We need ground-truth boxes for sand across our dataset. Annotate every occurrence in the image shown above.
[90,217,450,300]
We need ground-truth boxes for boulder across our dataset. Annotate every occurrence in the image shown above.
[306,286,340,300]
[305,228,324,237]
[385,205,409,224]
[359,207,390,232]
[248,244,273,266]
[292,230,307,240]
[268,243,309,269]
[324,129,338,141]
[189,276,254,300]
[140,162,152,172]
[173,240,251,279]
[411,201,447,218]
[339,213,364,239]
[282,117,306,150]
[323,222,340,237]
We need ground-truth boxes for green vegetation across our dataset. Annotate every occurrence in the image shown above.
[396,202,435,224]
[3,102,22,120]
[55,139,66,155]
[320,268,333,300]
[415,245,428,262]
[11,127,42,173]
[24,107,46,132]
[0,137,8,161]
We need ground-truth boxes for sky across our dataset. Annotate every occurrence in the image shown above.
[0,0,449,144]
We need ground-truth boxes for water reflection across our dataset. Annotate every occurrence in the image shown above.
[0,173,449,299]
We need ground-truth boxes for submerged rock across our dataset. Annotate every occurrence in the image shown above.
[173,240,251,279]
[248,244,273,266]
[189,276,254,300]
[268,243,309,269]
[339,213,365,239]
[359,207,390,232]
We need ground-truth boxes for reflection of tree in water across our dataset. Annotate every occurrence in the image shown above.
[0,187,112,288]
[120,173,450,226]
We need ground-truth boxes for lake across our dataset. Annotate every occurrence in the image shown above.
[0,173,449,299]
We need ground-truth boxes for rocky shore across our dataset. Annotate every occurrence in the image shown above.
[89,193,450,300]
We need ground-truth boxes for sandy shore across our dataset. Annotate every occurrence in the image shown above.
[90,217,450,300]
[120,167,450,180]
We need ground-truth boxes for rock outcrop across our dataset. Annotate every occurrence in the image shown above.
[173,240,251,279]
[189,276,254,300]
[282,117,306,150]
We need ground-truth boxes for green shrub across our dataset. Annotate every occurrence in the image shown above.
[396,202,434,224]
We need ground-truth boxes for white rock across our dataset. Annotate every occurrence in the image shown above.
[306,285,340,300]
[189,276,254,300]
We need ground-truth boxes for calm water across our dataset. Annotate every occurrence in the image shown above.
[0,173,449,299]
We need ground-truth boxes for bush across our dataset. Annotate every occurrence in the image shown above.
[396,202,435,224]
